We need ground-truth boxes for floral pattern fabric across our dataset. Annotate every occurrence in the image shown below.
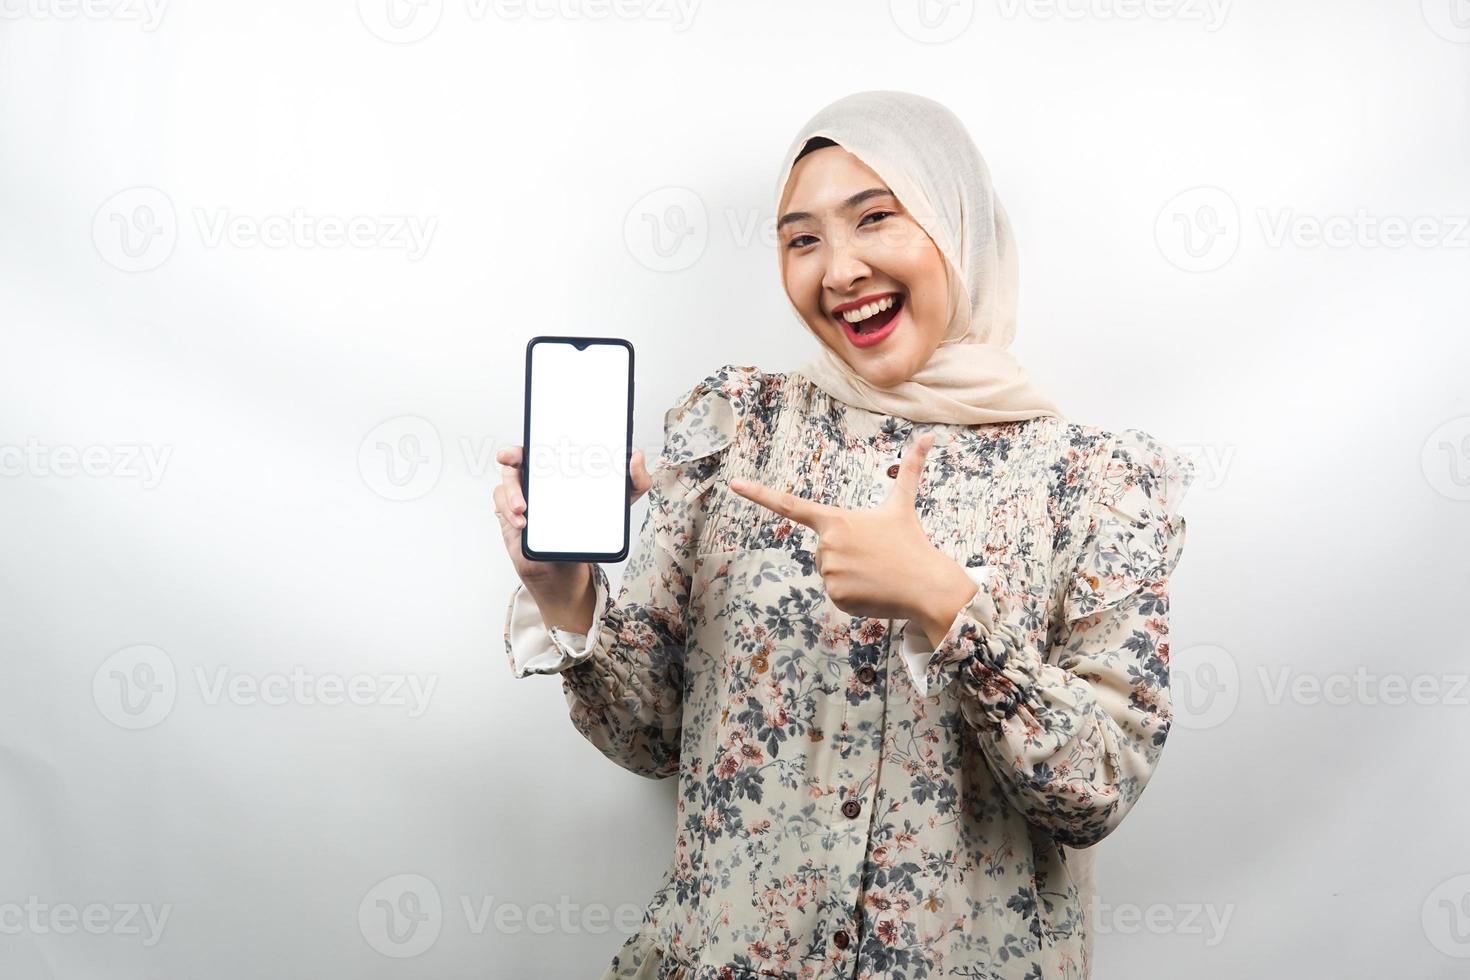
[503,364,1194,980]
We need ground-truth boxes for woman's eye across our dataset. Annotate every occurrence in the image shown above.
[786,213,891,249]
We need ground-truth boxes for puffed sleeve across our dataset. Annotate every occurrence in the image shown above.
[919,427,1195,847]
[502,364,762,780]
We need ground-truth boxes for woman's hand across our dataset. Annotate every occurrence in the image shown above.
[728,432,977,642]
[493,444,653,591]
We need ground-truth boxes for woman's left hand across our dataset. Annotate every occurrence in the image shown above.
[728,432,976,636]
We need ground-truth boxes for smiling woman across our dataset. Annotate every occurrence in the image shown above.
[499,90,1196,980]
[772,92,1063,428]
[776,149,952,384]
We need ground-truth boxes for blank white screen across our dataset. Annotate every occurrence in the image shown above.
[525,341,631,557]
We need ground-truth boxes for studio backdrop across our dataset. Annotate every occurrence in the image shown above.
[2,1,1468,978]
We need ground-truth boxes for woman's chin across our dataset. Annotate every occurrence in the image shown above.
[815,330,923,388]
[862,365,913,390]
[845,354,916,390]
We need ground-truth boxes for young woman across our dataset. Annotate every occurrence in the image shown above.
[494,90,1194,980]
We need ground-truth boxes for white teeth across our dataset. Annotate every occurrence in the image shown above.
[840,295,898,324]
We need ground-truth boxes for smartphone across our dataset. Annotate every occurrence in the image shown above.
[520,335,635,563]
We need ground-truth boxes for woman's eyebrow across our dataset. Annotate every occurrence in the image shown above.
[778,187,895,231]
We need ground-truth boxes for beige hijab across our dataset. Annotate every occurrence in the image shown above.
[774,90,1065,425]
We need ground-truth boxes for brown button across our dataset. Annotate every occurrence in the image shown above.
[886,463,900,478]
[833,929,850,949]
[841,798,862,819]
[857,665,877,685]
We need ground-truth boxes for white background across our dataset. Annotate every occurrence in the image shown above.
[2,1,1468,977]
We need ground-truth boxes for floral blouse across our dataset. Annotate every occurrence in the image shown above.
[503,364,1194,980]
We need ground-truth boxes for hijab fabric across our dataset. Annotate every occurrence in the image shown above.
[774,90,1065,425]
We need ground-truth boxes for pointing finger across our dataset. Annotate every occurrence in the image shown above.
[889,432,935,506]
[727,476,833,531]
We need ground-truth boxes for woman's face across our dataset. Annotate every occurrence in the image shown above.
[778,146,952,390]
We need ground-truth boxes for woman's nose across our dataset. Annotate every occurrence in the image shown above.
[822,238,870,292]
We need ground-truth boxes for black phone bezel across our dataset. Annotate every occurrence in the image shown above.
[520,335,635,564]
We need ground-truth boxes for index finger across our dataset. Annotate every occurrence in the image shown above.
[727,476,834,531]
[890,432,935,502]
[496,445,522,474]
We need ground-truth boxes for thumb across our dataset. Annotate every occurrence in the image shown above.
[887,431,935,508]
[629,448,654,502]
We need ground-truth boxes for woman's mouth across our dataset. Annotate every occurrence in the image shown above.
[835,293,904,349]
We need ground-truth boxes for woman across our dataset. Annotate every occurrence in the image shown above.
[494,90,1194,980]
